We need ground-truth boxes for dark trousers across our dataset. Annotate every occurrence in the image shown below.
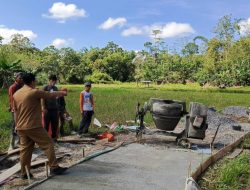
[11,112,17,135]
[44,110,59,139]
[79,111,93,134]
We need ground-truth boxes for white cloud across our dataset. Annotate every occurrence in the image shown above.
[239,18,250,35]
[43,2,87,23]
[0,25,37,43]
[121,22,195,38]
[99,17,127,30]
[147,22,195,38]
[121,27,143,36]
[52,38,74,48]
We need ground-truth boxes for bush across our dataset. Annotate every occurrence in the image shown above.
[86,71,113,84]
[36,72,48,85]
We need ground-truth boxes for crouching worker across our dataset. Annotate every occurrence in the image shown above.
[78,82,94,135]
[13,73,68,179]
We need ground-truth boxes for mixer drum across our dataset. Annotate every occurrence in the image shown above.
[148,98,186,131]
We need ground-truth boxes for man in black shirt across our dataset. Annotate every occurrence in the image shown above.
[42,75,59,141]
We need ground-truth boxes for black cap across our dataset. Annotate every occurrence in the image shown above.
[84,82,92,87]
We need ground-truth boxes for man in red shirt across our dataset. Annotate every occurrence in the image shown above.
[8,72,23,150]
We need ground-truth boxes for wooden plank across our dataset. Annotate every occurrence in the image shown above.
[0,152,6,156]
[0,154,65,184]
[57,138,95,143]
[7,148,20,156]
[94,138,109,145]
[227,148,243,159]
[0,148,21,162]
[0,153,40,183]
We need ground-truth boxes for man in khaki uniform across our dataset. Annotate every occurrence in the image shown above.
[13,73,67,179]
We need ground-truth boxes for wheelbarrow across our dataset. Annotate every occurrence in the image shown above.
[135,98,208,148]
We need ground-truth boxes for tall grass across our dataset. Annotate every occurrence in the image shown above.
[62,83,250,126]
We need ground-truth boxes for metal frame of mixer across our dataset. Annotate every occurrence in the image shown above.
[135,102,207,148]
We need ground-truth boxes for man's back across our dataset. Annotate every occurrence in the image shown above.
[14,85,50,130]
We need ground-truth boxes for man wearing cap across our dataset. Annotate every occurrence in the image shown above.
[13,73,67,179]
[78,82,94,135]
[8,72,23,150]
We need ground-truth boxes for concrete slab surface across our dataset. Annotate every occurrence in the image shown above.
[33,143,207,190]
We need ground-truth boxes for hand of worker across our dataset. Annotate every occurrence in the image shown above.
[43,109,48,114]
[59,90,67,97]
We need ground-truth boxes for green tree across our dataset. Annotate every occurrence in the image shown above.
[0,46,22,88]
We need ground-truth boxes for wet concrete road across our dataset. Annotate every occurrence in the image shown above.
[33,143,207,190]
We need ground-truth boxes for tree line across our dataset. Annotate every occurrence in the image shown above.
[1,15,250,87]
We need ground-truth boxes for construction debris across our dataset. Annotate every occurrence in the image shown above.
[93,118,102,128]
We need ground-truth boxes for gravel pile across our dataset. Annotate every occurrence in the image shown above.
[207,109,237,129]
[222,106,250,118]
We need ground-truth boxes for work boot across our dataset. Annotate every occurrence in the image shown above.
[50,166,68,175]
[21,173,34,180]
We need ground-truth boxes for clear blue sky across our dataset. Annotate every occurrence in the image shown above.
[0,0,249,51]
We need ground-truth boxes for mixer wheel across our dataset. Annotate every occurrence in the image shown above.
[177,138,192,149]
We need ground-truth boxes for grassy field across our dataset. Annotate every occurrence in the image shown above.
[0,83,250,152]
[199,137,250,190]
